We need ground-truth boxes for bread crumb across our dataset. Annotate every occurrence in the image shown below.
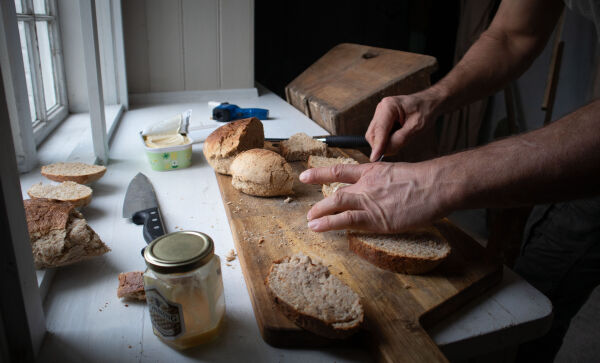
[258,237,265,244]
[226,263,232,267]
[128,345,132,349]
[284,197,293,203]
[225,249,237,262]
[226,201,233,205]
[124,304,129,307]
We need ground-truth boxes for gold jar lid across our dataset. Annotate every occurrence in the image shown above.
[144,231,214,274]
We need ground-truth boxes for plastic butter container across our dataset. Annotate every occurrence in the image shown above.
[140,132,192,171]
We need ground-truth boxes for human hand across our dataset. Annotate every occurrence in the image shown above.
[299,162,453,233]
[366,90,443,162]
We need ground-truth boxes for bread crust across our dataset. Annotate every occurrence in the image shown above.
[41,162,106,184]
[203,117,264,175]
[117,271,146,301]
[265,258,363,339]
[347,231,450,275]
[24,198,73,236]
[230,149,294,196]
[27,181,92,208]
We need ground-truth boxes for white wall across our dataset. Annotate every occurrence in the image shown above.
[122,0,254,94]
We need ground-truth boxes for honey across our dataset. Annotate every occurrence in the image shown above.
[143,231,225,349]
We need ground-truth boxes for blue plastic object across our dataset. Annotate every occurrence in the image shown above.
[212,103,269,122]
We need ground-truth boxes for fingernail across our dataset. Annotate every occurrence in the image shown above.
[308,219,319,230]
[299,170,309,182]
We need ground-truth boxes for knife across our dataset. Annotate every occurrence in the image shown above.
[266,135,369,148]
[123,173,166,247]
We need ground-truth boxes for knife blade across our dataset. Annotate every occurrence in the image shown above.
[266,135,369,148]
[123,172,166,245]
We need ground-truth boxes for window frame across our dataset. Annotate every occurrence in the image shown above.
[15,0,68,145]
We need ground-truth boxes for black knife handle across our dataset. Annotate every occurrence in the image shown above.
[132,207,166,244]
[323,135,369,148]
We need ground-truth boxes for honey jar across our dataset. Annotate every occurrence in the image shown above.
[143,231,225,349]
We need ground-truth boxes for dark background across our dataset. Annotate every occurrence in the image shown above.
[255,0,460,98]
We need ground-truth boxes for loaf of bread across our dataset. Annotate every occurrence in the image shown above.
[117,271,146,301]
[307,155,358,197]
[203,117,264,175]
[348,229,451,275]
[266,254,363,339]
[281,133,327,161]
[24,199,110,269]
[41,162,107,184]
[230,149,294,197]
[27,181,92,207]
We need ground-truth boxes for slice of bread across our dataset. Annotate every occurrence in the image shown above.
[307,155,358,197]
[27,181,92,207]
[281,133,327,161]
[41,162,106,184]
[117,271,146,301]
[266,254,363,339]
[348,228,451,275]
[203,117,264,175]
[230,149,294,197]
[24,199,110,269]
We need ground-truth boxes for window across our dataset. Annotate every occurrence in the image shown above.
[15,0,68,144]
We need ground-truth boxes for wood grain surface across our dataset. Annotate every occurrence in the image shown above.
[216,145,502,363]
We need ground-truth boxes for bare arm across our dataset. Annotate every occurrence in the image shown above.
[300,100,600,232]
[367,0,564,161]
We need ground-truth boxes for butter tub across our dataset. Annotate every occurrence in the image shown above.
[140,132,192,171]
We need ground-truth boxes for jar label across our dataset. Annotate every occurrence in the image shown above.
[146,289,185,339]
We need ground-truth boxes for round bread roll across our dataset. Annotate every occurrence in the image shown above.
[203,117,264,175]
[230,149,294,197]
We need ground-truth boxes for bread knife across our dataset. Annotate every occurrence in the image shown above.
[123,173,166,254]
[266,135,369,148]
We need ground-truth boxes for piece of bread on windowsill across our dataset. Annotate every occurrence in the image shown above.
[117,271,146,301]
[280,133,327,161]
[27,181,92,208]
[24,199,110,269]
[348,228,451,275]
[41,162,106,184]
[265,254,364,339]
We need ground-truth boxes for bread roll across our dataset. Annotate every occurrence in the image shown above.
[203,117,264,175]
[281,132,327,161]
[230,149,294,197]
[27,181,92,207]
[41,162,106,184]
[266,254,364,339]
[24,199,110,269]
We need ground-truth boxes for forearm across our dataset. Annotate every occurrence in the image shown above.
[437,100,600,210]
[420,0,563,117]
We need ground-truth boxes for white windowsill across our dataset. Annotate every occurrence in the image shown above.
[21,104,124,300]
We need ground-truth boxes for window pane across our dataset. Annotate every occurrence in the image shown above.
[18,22,37,122]
[33,0,46,14]
[14,0,23,14]
[36,21,57,111]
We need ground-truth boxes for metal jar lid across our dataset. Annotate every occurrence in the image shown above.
[144,231,214,274]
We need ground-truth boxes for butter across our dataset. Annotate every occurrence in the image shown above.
[144,133,191,148]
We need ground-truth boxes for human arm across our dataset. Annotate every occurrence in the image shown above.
[367,0,564,161]
[301,99,600,232]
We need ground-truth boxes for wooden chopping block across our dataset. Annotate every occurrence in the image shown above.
[285,43,438,137]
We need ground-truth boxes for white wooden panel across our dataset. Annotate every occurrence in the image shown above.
[58,0,88,112]
[95,0,117,105]
[79,0,109,164]
[122,0,149,93]
[182,0,219,90]
[111,0,128,108]
[145,0,184,92]
[219,0,254,89]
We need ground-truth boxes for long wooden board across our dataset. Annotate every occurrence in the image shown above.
[216,146,502,362]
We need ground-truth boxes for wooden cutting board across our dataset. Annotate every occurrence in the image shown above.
[216,145,502,362]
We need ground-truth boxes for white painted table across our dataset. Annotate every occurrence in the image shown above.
[26,88,552,362]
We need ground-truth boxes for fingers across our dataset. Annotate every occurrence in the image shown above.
[299,164,365,185]
[306,189,362,220]
[385,127,413,155]
[308,210,371,232]
[366,97,404,162]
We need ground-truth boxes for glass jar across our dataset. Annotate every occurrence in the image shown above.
[143,231,225,349]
